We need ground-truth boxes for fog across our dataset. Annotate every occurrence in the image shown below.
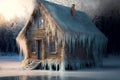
[0,0,35,21]
[0,0,120,21]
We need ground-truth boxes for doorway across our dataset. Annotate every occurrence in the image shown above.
[36,40,42,59]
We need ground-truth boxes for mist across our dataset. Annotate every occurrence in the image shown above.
[0,0,35,21]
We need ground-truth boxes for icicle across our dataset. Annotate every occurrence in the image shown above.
[60,40,66,71]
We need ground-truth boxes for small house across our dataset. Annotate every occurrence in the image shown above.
[16,0,107,71]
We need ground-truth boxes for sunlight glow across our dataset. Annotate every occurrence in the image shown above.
[0,0,35,21]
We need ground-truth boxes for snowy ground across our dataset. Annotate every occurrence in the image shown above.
[0,55,120,80]
[0,55,23,70]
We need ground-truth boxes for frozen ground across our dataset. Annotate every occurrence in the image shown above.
[0,55,120,80]
[0,55,23,70]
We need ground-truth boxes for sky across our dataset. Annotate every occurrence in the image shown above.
[0,0,35,21]
[0,0,120,21]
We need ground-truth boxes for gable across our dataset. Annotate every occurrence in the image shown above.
[27,7,43,31]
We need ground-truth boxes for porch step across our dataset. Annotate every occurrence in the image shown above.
[23,61,41,70]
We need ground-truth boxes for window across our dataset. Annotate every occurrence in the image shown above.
[38,18,44,28]
[31,41,36,52]
[49,40,56,53]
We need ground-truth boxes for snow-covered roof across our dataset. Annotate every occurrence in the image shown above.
[38,0,104,36]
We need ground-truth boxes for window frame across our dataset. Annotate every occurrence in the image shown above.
[38,18,44,29]
[49,38,57,54]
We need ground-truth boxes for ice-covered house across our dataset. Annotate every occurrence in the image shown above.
[16,0,107,70]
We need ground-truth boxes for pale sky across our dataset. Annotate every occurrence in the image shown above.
[0,0,35,21]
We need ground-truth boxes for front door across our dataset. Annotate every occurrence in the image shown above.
[36,40,42,59]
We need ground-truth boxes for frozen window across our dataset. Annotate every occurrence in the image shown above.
[49,40,56,53]
[38,18,44,28]
[31,41,36,52]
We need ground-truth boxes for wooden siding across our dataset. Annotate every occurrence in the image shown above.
[27,28,45,39]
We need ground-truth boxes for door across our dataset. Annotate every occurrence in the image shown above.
[36,40,42,59]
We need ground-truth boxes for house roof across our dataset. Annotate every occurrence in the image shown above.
[38,0,105,36]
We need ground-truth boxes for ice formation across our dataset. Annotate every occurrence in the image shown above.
[16,18,31,61]
[39,0,108,70]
